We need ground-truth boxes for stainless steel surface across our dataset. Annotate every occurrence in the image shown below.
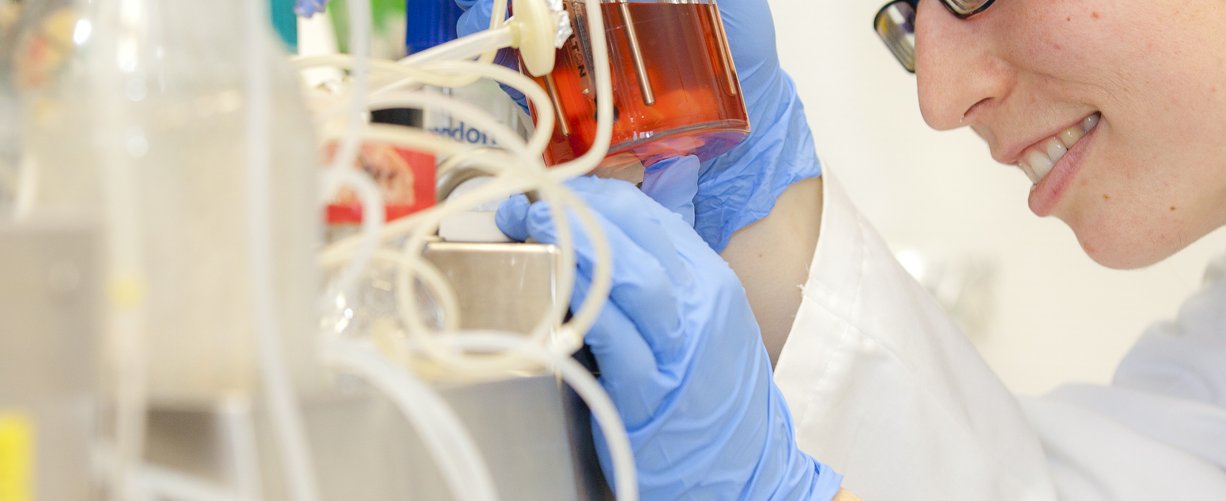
[419,241,611,500]
[148,372,613,501]
[423,241,561,334]
[146,241,612,500]
[0,220,100,501]
[390,373,611,501]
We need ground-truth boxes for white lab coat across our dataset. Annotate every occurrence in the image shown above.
[773,171,1226,500]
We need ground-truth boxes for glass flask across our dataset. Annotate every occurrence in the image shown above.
[19,0,322,402]
[526,0,750,169]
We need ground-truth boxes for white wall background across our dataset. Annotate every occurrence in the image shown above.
[768,0,1226,395]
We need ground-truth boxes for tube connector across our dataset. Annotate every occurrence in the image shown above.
[512,0,571,76]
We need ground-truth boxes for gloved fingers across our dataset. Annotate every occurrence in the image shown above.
[497,181,688,292]
[573,177,726,290]
[495,193,533,242]
[568,271,669,427]
[456,0,500,39]
[496,188,687,360]
[498,178,687,283]
[520,199,686,361]
[715,0,782,79]
[704,0,784,106]
[557,177,694,290]
[640,155,700,227]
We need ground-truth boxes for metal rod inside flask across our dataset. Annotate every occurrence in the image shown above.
[708,1,739,96]
[543,73,571,136]
[618,0,656,106]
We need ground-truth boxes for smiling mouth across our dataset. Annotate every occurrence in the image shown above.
[1017,113,1101,185]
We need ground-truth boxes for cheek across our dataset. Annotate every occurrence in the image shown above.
[1003,3,1159,87]
[994,3,1226,266]
[1063,151,1224,270]
[1077,80,1226,262]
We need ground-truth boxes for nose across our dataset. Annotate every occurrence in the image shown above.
[913,0,1013,130]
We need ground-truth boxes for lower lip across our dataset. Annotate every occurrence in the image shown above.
[1028,122,1099,217]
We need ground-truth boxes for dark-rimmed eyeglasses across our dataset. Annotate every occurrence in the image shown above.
[874,0,996,73]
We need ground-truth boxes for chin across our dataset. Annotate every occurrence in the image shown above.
[1072,222,1194,270]
[1079,241,1167,269]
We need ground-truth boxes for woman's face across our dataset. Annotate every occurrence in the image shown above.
[913,0,1226,269]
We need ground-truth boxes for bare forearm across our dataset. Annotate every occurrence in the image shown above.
[722,176,824,365]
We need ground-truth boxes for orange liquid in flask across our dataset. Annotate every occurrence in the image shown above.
[529,0,750,169]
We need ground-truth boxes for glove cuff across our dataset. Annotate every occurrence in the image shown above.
[694,70,822,252]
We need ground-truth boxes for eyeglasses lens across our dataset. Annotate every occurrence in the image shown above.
[945,0,990,16]
[874,1,917,72]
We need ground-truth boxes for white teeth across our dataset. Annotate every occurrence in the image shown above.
[1025,149,1053,183]
[1017,112,1100,185]
[1044,137,1067,159]
[1059,126,1084,148]
[1019,160,1039,184]
[1083,113,1100,131]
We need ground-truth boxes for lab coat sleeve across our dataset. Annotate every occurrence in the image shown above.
[775,168,1226,500]
[1113,252,1226,413]
[773,169,1059,501]
[1019,249,1226,500]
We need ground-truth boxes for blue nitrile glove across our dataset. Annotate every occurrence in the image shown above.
[497,176,843,499]
[295,0,327,17]
[454,0,529,110]
[687,0,822,252]
[641,155,701,226]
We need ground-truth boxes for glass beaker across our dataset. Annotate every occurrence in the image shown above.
[527,0,749,169]
[20,0,322,402]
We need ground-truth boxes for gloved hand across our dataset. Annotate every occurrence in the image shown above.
[685,0,821,252]
[458,0,822,252]
[640,155,701,226]
[294,0,327,17]
[497,176,843,499]
[454,0,529,110]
